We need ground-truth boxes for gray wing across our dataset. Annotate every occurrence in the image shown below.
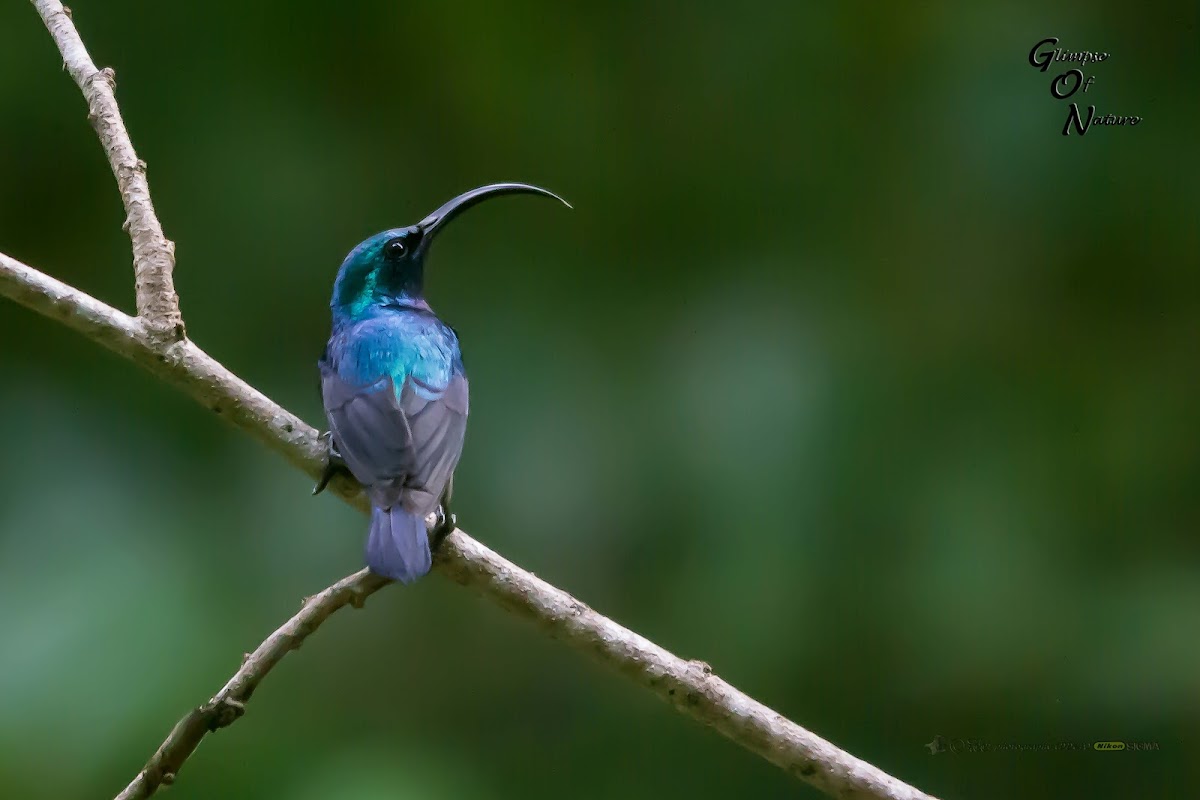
[321,366,468,515]
[399,373,469,504]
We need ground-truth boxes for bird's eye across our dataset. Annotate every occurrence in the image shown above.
[385,238,407,259]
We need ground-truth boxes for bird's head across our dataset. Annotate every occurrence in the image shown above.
[330,182,568,320]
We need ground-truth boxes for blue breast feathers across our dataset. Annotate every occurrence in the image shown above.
[329,309,463,401]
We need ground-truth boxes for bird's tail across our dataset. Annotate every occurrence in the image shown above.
[366,504,432,583]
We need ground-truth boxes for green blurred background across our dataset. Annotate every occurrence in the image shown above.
[1,2,1196,798]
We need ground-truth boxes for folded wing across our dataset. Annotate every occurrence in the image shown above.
[321,364,468,517]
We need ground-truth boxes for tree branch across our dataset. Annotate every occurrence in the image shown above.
[32,0,183,337]
[114,568,390,800]
[1,252,937,800]
[5,6,941,800]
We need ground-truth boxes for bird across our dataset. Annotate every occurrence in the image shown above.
[313,183,569,583]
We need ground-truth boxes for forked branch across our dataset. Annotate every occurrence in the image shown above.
[2,5,939,800]
[32,0,183,337]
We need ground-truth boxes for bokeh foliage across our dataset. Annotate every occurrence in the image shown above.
[1,2,1196,798]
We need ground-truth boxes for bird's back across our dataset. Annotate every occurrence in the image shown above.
[320,305,468,515]
[326,305,463,391]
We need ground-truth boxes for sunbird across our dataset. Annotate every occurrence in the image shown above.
[313,183,568,582]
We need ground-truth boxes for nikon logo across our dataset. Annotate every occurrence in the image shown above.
[1093,741,1126,751]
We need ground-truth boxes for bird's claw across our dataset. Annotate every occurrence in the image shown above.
[312,431,350,495]
[430,503,457,551]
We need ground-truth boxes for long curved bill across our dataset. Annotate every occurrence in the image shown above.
[415,182,570,254]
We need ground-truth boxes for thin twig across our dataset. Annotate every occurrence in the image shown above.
[114,569,389,800]
[31,0,183,337]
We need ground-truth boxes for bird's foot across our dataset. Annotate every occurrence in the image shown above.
[430,501,457,551]
[312,431,351,496]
